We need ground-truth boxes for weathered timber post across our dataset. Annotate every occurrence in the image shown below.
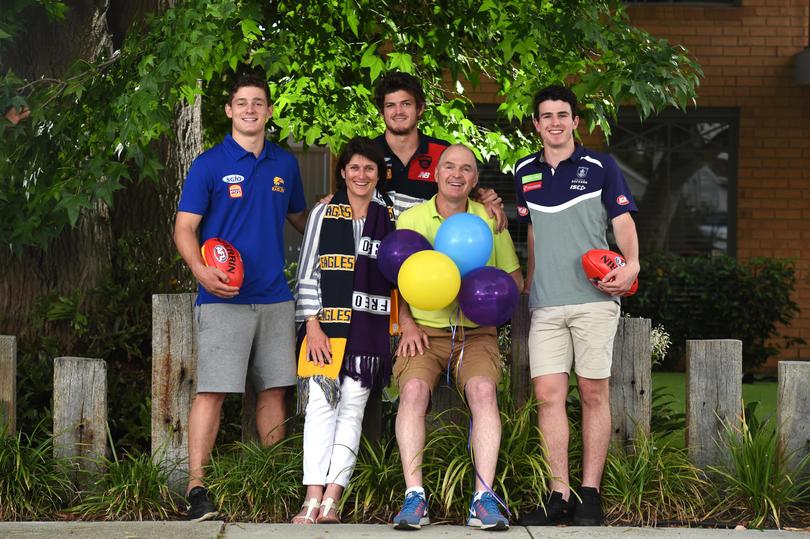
[242,388,259,444]
[0,335,16,433]
[609,317,652,446]
[778,361,810,473]
[53,356,107,484]
[152,293,197,491]
[685,339,742,468]
[510,294,532,408]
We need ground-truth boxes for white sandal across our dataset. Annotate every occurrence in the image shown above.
[291,497,319,524]
[317,497,340,524]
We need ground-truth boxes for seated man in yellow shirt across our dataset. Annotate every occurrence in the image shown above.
[391,144,523,531]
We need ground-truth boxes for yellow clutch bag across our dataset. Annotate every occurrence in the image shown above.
[297,336,346,379]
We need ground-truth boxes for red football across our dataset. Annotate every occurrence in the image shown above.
[581,249,638,297]
[201,237,244,288]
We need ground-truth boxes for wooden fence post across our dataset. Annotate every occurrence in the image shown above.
[0,335,16,433]
[686,339,742,468]
[53,356,107,484]
[152,293,197,492]
[510,294,532,408]
[778,361,810,473]
[241,388,259,444]
[609,317,651,446]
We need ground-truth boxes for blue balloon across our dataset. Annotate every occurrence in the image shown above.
[434,213,493,277]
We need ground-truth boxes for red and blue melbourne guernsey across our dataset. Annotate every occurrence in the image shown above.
[374,132,450,214]
[178,134,307,305]
[514,143,638,309]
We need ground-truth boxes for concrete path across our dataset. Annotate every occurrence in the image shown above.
[0,522,808,538]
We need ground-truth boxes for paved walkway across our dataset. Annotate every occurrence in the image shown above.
[0,522,807,538]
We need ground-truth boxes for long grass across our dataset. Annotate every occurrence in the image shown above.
[205,435,304,522]
[342,436,404,522]
[708,408,810,528]
[69,450,179,520]
[602,431,709,525]
[0,422,74,520]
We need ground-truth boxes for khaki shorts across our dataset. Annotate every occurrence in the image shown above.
[393,325,501,392]
[528,301,620,380]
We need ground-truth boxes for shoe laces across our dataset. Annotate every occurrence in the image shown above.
[401,491,426,515]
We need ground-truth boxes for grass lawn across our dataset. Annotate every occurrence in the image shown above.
[652,371,778,423]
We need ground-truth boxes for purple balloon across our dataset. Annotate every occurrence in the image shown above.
[377,229,433,284]
[458,267,520,327]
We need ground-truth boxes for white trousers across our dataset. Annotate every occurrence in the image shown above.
[302,375,371,487]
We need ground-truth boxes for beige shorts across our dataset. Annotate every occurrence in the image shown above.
[393,325,501,392]
[528,301,620,379]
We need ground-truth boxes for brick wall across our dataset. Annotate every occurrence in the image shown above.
[625,1,810,369]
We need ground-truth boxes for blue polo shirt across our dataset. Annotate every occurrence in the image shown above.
[514,144,637,308]
[178,134,307,305]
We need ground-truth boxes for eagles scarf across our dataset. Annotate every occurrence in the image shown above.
[297,188,395,410]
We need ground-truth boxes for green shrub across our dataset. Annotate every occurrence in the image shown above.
[602,431,708,525]
[623,254,803,370]
[206,436,304,522]
[0,422,74,520]
[70,450,179,520]
[342,436,403,523]
[708,406,810,528]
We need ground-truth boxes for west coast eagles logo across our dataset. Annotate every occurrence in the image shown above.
[272,176,285,193]
[214,245,228,263]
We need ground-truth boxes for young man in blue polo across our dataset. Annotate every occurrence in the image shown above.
[174,72,308,521]
[514,85,639,526]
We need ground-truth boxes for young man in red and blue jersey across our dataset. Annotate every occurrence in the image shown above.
[174,72,308,521]
[514,85,639,526]
[372,71,506,228]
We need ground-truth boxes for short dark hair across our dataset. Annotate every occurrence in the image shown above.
[532,85,578,119]
[335,137,387,190]
[228,71,271,104]
[373,71,426,112]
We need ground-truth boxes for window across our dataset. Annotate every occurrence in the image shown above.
[609,107,738,256]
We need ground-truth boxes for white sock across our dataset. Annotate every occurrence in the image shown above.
[405,486,425,497]
[472,490,486,503]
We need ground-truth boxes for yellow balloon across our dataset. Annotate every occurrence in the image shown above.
[398,250,461,311]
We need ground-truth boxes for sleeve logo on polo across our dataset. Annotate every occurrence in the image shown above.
[272,176,286,193]
[617,195,629,205]
[228,184,243,198]
[522,172,543,192]
[517,205,529,217]
[222,174,244,184]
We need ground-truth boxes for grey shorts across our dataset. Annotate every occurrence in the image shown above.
[195,301,296,393]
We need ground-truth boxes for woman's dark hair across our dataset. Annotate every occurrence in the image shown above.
[335,137,387,190]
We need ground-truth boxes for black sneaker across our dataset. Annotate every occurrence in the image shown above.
[517,491,571,526]
[571,487,602,526]
[186,486,218,522]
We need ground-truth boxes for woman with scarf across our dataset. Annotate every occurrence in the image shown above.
[292,137,396,524]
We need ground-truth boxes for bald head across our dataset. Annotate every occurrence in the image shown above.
[436,143,479,203]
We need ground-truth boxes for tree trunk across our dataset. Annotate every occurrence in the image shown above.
[0,1,115,346]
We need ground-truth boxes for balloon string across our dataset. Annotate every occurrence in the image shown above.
[447,306,510,518]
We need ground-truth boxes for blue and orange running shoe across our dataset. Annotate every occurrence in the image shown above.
[393,490,430,530]
[467,491,509,531]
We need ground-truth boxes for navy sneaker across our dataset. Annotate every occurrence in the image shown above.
[186,486,217,522]
[467,491,509,531]
[393,490,430,530]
